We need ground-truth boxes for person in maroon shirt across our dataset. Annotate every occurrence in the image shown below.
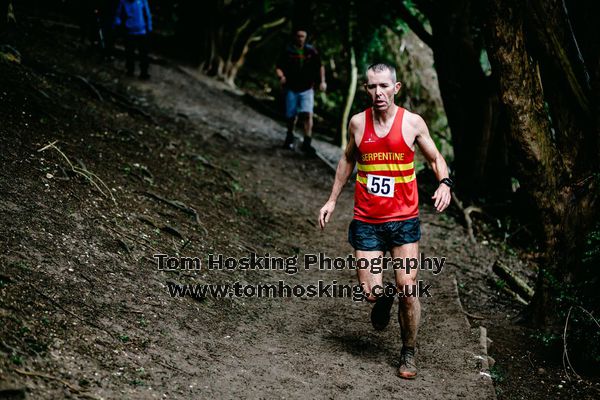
[275,28,327,154]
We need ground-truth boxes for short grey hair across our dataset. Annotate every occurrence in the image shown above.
[365,63,397,83]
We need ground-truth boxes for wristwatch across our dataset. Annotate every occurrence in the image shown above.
[440,177,454,189]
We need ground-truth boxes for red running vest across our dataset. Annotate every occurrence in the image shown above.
[354,107,419,223]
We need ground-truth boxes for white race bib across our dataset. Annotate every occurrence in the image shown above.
[367,174,395,197]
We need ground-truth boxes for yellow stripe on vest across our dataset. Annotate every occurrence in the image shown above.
[357,162,414,172]
[356,173,416,184]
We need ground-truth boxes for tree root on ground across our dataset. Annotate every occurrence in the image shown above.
[143,191,208,235]
[38,141,117,205]
[451,192,482,243]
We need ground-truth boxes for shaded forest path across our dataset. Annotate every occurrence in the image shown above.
[121,62,499,399]
[1,22,497,399]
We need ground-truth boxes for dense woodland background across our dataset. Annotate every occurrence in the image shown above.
[2,0,599,376]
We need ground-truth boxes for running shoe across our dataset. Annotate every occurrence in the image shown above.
[282,135,295,150]
[370,294,394,331]
[398,347,417,379]
[300,141,317,156]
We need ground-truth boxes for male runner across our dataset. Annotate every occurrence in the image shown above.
[275,28,326,154]
[318,63,453,379]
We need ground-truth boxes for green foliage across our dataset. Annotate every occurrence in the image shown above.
[9,261,30,270]
[571,220,600,365]
[494,278,506,290]
[316,90,342,114]
[489,364,505,383]
[18,326,30,335]
[230,180,243,193]
[26,337,48,354]
[413,161,425,175]
[583,221,600,264]
[10,353,23,366]
[402,0,429,26]
[536,223,600,371]
[236,207,251,217]
[359,27,397,75]
[479,49,492,77]
[529,330,560,349]
[237,0,449,148]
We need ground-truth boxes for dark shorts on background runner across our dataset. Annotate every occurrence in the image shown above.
[348,218,421,251]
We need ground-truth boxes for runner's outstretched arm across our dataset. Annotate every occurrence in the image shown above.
[413,114,451,212]
[319,118,358,229]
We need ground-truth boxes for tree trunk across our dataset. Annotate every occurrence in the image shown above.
[222,15,286,87]
[413,0,511,199]
[483,0,599,328]
[189,1,285,86]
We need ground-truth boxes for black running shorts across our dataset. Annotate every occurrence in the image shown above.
[348,218,421,252]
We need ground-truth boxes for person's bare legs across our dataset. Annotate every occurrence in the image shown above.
[283,116,297,148]
[299,112,315,153]
[302,112,313,138]
[356,250,397,330]
[355,250,384,302]
[392,242,420,378]
[286,116,296,136]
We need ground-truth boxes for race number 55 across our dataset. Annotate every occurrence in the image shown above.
[367,174,395,198]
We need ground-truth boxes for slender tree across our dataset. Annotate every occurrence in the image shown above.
[340,0,357,149]
[176,0,288,86]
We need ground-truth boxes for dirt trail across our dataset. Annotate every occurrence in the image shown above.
[1,22,496,399]
[127,63,498,399]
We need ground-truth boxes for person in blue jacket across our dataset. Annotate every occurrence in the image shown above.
[114,0,152,79]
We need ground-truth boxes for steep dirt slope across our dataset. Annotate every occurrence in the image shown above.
[0,21,496,399]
